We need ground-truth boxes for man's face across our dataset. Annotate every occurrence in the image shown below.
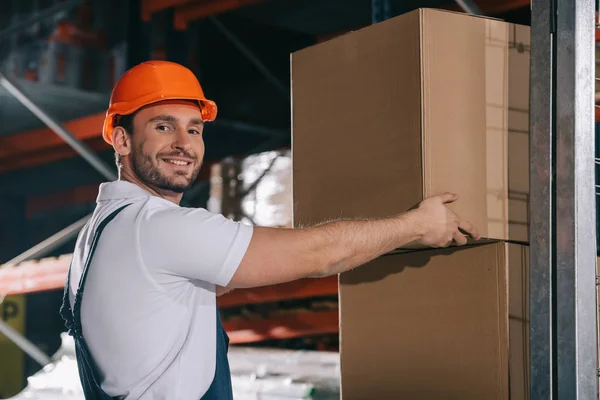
[127,100,205,193]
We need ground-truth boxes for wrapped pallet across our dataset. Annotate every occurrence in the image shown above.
[208,150,292,228]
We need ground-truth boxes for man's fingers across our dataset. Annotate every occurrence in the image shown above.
[458,220,480,240]
[438,192,459,204]
[452,231,468,246]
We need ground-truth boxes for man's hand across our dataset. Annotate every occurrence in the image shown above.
[410,192,480,248]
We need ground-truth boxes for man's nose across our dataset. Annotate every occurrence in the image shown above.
[172,128,192,152]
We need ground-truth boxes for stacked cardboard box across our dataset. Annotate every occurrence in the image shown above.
[291,9,530,400]
[508,24,531,242]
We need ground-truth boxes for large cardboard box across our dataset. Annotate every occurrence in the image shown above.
[339,242,529,399]
[507,24,531,244]
[292,9,530,243]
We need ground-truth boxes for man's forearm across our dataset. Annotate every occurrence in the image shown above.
[231,193,475,289]
[306,211,423,277]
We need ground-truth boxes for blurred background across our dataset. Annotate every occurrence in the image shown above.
[0,0,534,398]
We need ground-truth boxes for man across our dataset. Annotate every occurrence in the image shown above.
[60,60,479,399]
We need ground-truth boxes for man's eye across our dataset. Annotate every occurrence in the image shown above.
[156,125,169,131]
[189,129,201,135]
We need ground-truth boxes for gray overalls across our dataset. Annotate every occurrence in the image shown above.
[60,204,234,399]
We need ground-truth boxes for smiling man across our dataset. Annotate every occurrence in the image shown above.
[60,60,480,400]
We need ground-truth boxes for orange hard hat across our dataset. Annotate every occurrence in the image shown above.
[102,60,217,144]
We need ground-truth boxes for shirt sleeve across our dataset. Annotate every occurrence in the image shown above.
[138,204,254,287]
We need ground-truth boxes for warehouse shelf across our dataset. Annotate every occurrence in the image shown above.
[0,0,596,178]
[0,253,340,345]
[223,310,339,345]
[141,0,270,29]
[219,276,338,308]
[0,112,108,174]
[0,78,109,138]
[0,255,71,296]
[444,0,531,15]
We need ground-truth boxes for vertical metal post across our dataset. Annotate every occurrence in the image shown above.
[454,0,483,16]
[209,16,289,100]
[371,0,390,24]
[555,0,598,398]
[529,0,554,397]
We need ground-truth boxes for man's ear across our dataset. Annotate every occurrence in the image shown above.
[112,126,131,157]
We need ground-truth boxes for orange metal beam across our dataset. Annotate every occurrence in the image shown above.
[0,113,109,173]
[218,276,338,308]
[0,253,339,308]
[0,138,109,174]
[174,0,268,30]
[141,0,196,21]
[223,310,339,344]
[318,0,530,43]
[444,0,530,14]
[476,0,531,14]
[26,183,101,218]
[0,255,71,297]
[0,113,105,158]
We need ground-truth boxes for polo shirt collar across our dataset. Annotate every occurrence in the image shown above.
[97,181,152,202]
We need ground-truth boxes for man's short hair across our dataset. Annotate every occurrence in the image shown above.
[113,112,137,168]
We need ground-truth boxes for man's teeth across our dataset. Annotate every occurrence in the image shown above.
[165,159,190,166]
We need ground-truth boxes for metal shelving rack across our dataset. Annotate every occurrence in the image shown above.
[529,0,599,398]
[0,0,599,397]
[0,78,108,137]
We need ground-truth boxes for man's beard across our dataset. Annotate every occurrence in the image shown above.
[130,144,201,193]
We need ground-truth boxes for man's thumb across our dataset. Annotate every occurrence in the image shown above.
[439,192,459,204]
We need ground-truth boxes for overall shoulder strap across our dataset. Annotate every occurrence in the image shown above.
[60,204,132,338]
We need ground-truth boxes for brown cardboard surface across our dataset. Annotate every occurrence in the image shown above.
[420,9,495,239]
[339,241,529,399]
[507,25,530,242]
[291,10,424,225]
[292,8,530,244]
[508,244,530,400]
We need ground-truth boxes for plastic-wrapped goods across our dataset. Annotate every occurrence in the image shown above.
[38,22,107,91]
[208,150,292,228]
[108,42,128,87]
[7,333,83,400]
[228,347,340,400]
[8,334,340,400]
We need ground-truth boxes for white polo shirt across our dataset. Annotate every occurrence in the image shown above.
[66,180,253,399]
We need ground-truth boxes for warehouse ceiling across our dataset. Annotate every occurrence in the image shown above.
[0,0,531,263]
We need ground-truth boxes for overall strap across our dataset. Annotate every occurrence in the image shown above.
[59,204,131,400]
[60,204,131,338]
[72,204,131,337]
[200,309,233,399]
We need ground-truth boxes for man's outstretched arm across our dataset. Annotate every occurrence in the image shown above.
[228,193,480,289]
